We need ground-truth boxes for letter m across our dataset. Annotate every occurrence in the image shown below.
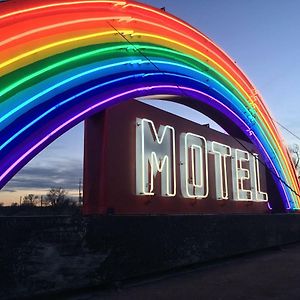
[136,118,176,196]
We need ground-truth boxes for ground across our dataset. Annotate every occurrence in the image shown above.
[56,242,300,300]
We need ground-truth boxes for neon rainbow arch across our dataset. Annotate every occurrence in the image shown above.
[0,0,299,210]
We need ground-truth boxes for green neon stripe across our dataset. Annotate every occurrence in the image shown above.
[0,42,285,171]
[0,43,292,201]
[0,43,244,106]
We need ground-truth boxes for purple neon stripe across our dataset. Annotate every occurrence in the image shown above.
[252,131,291,209]
[0,88,141,183]
[0,84,242,183]
[178,85,291,209]
[0,84,287,209]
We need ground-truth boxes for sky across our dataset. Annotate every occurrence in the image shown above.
[1,0,300,204]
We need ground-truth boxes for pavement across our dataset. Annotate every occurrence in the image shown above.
[60,243,300,300]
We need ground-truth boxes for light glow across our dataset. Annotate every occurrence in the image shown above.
[181,133,209,199]
[210,141,231,200]
[232,149,253,201]
[0,0,298,210]
[136,118,176,197]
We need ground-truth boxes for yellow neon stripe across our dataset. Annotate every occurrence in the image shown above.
[1,14,254,101]
[0,30,133,72]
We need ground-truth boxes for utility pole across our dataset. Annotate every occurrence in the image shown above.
[79,178,82,205]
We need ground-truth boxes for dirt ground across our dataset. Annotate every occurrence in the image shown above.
[63,243,300,300]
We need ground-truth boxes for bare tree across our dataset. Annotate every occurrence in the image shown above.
[23,194,39,206]
[46,187,69,206]
[289,144,300,176]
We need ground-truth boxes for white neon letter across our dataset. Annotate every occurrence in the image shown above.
[180,133,209,199]
[232,149,252,201]
[136,118,176,196]
[211,141,231,200]
[249,153,268,202]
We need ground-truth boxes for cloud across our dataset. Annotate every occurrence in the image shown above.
[2,188,17,193]
[5,158,83,191]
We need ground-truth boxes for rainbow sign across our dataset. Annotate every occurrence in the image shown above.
[0,0,299,210]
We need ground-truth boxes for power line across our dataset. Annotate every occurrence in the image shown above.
[107,21,300,199]
[274,120,300,143]
[107,21,187,99]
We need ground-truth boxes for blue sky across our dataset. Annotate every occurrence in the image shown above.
[1,0,300,204]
